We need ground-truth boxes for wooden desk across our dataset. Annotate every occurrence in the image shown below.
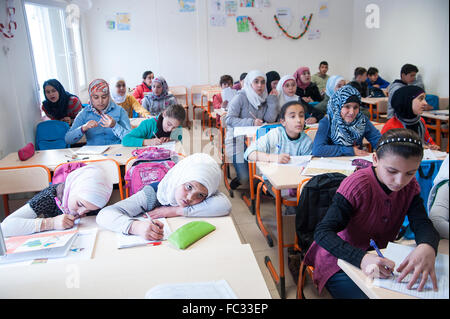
[422,110,449,149]
[361,97,388,121]
[130,117,147,129]
[337,240,449,299]
[0,216,271,299]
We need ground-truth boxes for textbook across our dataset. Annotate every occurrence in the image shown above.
[75,145,109,155]
[0,226,78,264]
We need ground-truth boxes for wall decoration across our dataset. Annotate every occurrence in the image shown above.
[179,0,196,12]
[225,0,238,16]
[106,20,115,30]
[236,16,250,32]
[210,0,222,13]
[247,16,272,40]
[0,0,17,39]
[116,12,131,31]
[239,0,254,8]
[254,0,270,9]
[210,14,226,27]
[308,29,321,40]
[274,13,313,40]
[319,2,329,18]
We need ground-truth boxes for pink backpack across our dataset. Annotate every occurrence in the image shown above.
[52,162,87,184]
[125,147,176,196]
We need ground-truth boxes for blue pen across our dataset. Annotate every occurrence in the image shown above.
[369,239,395,277]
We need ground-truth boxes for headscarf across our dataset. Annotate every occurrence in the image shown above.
[62,165,113,214]
[391,85,426,141]
[276,75,298,103]
[427,155,449,212]
[325,75,345,98]
[110,76,127,104]
[242,70,268,110]
[327,85,367,147]
[144,76,173,102]
[293,67,311,90]
[266,71,281,94]
[42,79,77,120]
[156,153,221,206]
[88,78,111,115]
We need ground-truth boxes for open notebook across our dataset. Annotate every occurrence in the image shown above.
[75,145,110,155]
[302,158,356,176]
[116,217,171,249]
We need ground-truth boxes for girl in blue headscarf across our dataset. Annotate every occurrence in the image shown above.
[312,85,381,157]
[314,75,346,114]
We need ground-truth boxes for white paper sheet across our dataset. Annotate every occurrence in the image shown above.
[279,155,312,167]
[145,279,238,299]
[221,87,237,102]
[75,145,109,155]
[116,218,171,249]
[423,149,438,160]
[373,242,449,299]
[302,158,356,176]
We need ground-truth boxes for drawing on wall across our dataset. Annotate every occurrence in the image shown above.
[179,0,196,12]
[239,0,254,8]
[225,0,238,16]
[308,29,321,40]
[210,0,222,13]
[116,12,131,31]
[236,16,250,32]
[255,0,270,8]
[319,2,329,18]
[106,20,115,30]
[210,14,226,27]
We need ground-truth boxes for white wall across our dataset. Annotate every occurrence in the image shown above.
[351,0,449,96]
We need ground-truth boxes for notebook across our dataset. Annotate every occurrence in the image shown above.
[0,225,78,264]
[116,217,171,249]
[302,158,356,176]
[145,280,238,299]
[75,145,109,155]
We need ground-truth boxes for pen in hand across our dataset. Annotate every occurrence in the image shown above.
[370,239,395,277]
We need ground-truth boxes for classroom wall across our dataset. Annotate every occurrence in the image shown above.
[351,0,449,97]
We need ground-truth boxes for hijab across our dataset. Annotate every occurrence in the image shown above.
[327,85,367,147]
[144,76,173,103]
[42,79,77,120]
[325,75,345,98]
[62,165,113,214]
[110,76,127,104]
[293,67,311,90]
[391,85,426,140]
[242,70,268,110]
[88,78,112,115]
[276,75,299,104]
[266,71,280,94]
[427,155,449,212]
[156,153,221,206]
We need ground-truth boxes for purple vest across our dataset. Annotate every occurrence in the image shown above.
[304,167,420,294]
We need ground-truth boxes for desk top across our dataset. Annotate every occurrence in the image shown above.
[361,97,388,104]
[337,239,448,299]
[0,215,271,299]
[422,110,449,121]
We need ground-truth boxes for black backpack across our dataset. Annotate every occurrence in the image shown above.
[368,87,386,97]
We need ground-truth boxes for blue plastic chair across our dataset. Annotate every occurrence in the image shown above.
[425,94,439,110]
[35,120,70,150]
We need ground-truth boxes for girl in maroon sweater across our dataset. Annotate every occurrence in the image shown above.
[305,128,440,298]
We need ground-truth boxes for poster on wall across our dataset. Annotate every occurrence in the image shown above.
[239,0,254,8]
[255,0,270,9]
[105,19,115,30]
[179,0,196,12]
[225,0,237,16]
[236,16,249,32]
[116,13,131,31]
[210,14,226,27]
[308,29,321,40]
[319,2,329,18]
[210,0,223,13]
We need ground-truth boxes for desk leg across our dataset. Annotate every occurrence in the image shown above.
[369,104,373,121]
[436,119,441,148]
[264,188,286,299]
[2,194,9,217]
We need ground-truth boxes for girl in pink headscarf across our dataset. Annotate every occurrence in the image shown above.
[293,66,323,104]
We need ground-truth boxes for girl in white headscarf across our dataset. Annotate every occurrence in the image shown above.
[96,153,231,241]
[110,77,151,118]
[224,70,279,189]
[428,155,449,239]
[2,165,113,237]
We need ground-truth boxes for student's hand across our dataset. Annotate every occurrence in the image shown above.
[100,113,116,128]
[144,138,162,146]
[269,89,278,96]
[146,206,184,218]
[426,144,440,150]
[373,84,380,88]
[130,220,164,241]
[221,101,228,109]
[360,253,396,279]
[254,119,264,126]
[396,243,438,291]
[269,153,290,164]
[302,97,313,103]
[159,137,170,143]
[305,117,317,124]
[52,214,77,230]
[82,120,98,132]
[144,114,152,119]
[353,146,370,156]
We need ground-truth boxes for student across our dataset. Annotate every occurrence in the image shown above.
[244,101,313,164]
[232,72,247,91]
[111,77,151,118]
[141,76,177,117]
[96,153,232,240]
[381,85,439,150]
[266,71,281,95]
[387,64,419,119]
[122,103,185,147]
[305,128,440,299]
[311,61,330,96]
[133,70,154,104]
[293,66,323,103]
[1,166,113,237]
[349,67,369,98]
[41,79,82,126]
[212,74,235,110]
[314,75,345,114]
[312,85,381,157]
[65,79,131,146]
[366,67,390,90]
[427,155,449,239]
[224,70,278,189]
[275,75,324,124]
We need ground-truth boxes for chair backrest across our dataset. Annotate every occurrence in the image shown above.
[169,86,188,107]
[190,85,210,106]
[256,124,282,140]
[0,165,51,195]
[35,120,70,151]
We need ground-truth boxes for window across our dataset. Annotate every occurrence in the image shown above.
[24,1,87,104]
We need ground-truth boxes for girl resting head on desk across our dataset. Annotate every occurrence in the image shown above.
[1,166,113,237]
[96,153,232,241]
[304,128,440,299]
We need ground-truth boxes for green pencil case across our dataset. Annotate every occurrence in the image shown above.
[168,221,216,250]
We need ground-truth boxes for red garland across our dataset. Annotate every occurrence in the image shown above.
[247,16,273,40]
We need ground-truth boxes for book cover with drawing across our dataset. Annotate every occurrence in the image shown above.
[5,229,78,254]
